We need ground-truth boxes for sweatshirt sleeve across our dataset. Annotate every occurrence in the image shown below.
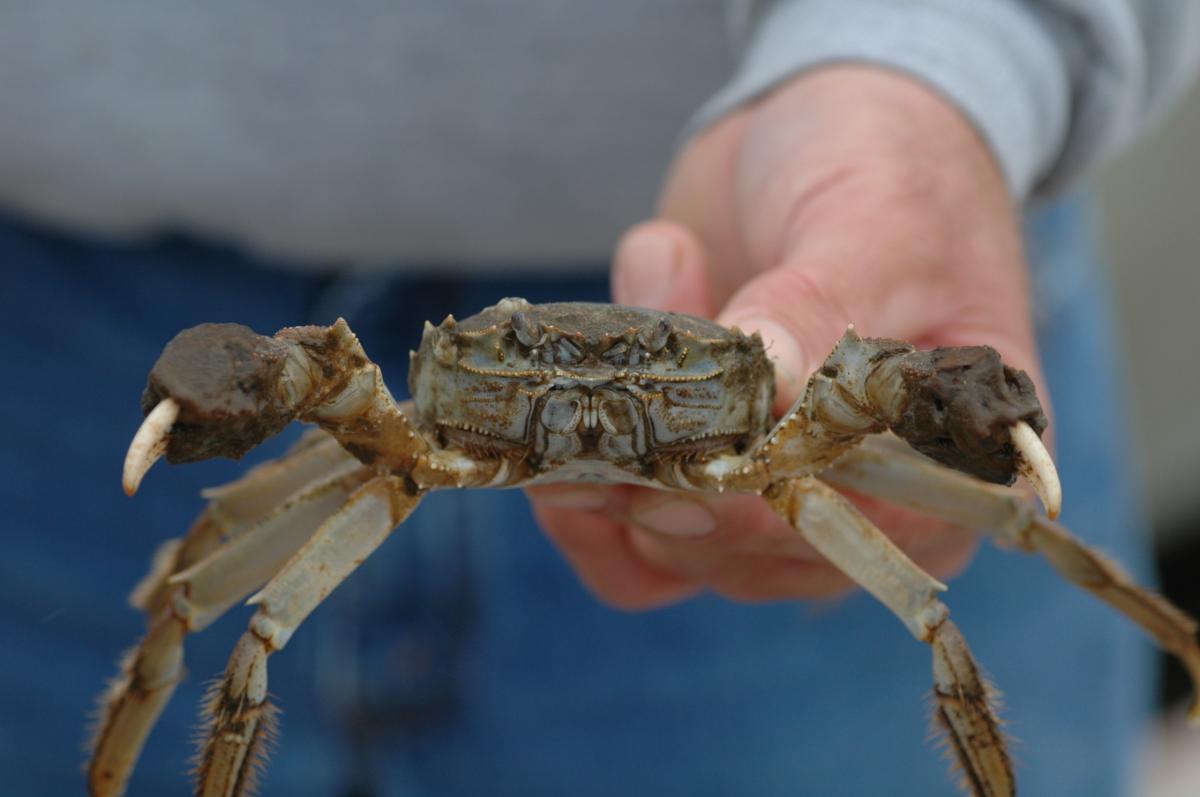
[694,0,1200,198]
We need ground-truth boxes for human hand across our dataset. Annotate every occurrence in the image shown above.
[528,66,1049,609]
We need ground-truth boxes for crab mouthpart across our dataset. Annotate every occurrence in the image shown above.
[1010,420,1061,519]
[123,398,179,496]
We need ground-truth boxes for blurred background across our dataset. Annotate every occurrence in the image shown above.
[1101,80,1200,797]
[1,8,1194,792]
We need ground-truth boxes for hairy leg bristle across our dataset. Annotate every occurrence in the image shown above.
[930,621,1015,797]
[192,636,277,797]
[87,618,186,797]
[193,680,279,797]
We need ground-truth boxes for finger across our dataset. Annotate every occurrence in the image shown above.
[526,483,613,512]
[904,525,979,584]
[839,488,974,561]
[844,487,980,583]
[624,488,979,598]
[531,496,700,610]
[525,483,619,538]
[625,491,836,596]
[611,220,718,317]
[717,194,968,412]
[628,490,802,553]
[628,486,975,565]
[719,251,1045,417]
[627,528,857,601]
[719,266,861,412]
[534,481,849,602]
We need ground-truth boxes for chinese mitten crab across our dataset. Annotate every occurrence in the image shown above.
[89,298,1200,797]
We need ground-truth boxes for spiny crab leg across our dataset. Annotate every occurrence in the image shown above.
[122,398,178,496]
[94,321,489,797]
[766,477,1014,796]
[129,431,356,617]
[197,476,420,797]
[823,436,1200,721]
[1010,420,1062,519]
[90,448,368,797]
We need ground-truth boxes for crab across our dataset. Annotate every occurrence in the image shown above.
[87,298,1200,797]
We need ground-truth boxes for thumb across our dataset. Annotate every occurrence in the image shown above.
[718,264,865,415]
[715,240,1046,427]
[611,220,717,318]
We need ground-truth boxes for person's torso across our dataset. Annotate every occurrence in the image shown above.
[0,1,732,266]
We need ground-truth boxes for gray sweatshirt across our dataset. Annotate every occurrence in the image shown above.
[0,1,1196,268]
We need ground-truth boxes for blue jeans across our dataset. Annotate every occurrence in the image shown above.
[0,200,1151,796]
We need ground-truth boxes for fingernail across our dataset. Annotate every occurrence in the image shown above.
[614,230,680,308]
[632,499,717,537]
[728,316,808,395]
[534,489,608,511]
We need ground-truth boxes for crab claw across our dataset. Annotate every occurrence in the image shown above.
[139,323,303,465]
[1010,420,1062,519]
[880,342,1050,486]
[123,398,179,495]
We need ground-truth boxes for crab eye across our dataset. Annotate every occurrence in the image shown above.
[601,340,630,366]
[511,312,541,348]
[553,337,583,366]
[637,318,672,353]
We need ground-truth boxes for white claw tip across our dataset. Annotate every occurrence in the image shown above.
[1011,420,1062,519]
[122,398,180,496]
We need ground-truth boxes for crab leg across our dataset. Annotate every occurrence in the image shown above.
[88,455,367,797]
[766,477,1014,797]
[130,320,430,483]
[88,606,187,797]
[196,475,420,797]
[129,430,356,616]
[822,438,1200,720]
[169,466,372,630]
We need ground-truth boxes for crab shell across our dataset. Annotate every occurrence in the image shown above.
[408,298,774,484]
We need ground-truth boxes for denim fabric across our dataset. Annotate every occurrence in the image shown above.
[0,200,1151,796]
